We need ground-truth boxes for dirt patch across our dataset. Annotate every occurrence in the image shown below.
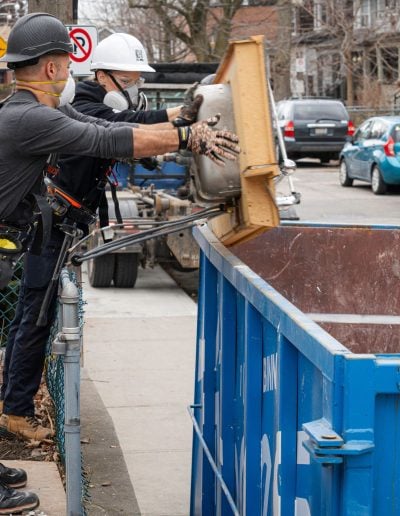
[0,381,58,463]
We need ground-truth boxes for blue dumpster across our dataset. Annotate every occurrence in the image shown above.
[190,223,400,516]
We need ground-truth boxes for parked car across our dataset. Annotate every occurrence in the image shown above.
[339,116,400,195]
[276,98,354,163]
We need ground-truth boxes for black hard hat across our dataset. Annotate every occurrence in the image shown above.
[0,12,73,69]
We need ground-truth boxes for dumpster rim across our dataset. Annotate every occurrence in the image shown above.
[193,223,399,376]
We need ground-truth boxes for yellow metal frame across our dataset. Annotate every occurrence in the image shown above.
[209,35,280,246]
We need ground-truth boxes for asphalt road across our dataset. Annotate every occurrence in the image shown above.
[287,159,400,225]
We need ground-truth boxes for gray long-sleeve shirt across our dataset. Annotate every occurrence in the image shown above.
[0,90,136,220]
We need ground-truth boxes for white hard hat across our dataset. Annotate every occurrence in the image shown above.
[90,33,155,72]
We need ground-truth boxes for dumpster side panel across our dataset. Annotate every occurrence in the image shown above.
[191,229,347,515]
[374,393,400,515]
[216,275,236,515]
[191,252,218,516]
[191,225,400,516]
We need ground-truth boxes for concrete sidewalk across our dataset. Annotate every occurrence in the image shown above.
[81,265,197,515]
[1,460,65,514]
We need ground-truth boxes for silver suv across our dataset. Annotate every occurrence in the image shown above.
[276,98,354,163]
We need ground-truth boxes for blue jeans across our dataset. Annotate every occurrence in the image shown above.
[1,228,65,416]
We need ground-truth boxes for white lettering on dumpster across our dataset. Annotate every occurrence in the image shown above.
[295,431,311,516]
[260,431,311,515]
[261,434,272,516]
[263,353,278,392]
[235,437,246,515]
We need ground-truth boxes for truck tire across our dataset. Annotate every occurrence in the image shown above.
[114,253,139,288]
[88,255,115,288]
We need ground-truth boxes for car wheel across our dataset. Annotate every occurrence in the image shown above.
[339,160,353,187]
[371,165,387,195]
[88,254,115,288]
[113,253,139,288]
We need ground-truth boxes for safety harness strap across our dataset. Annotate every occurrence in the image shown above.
[29,193,53,255]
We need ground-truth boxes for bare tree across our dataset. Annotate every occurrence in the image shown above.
[272,0,292,100]
[28,0,74,23]
[0,0,27,25]
[128,0,243,62]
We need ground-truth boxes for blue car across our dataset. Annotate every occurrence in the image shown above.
[339,116,400,194]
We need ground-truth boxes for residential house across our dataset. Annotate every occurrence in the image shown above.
[291,0,400,106]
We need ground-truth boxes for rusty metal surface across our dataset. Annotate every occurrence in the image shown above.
[232,225,400,354]
[167,228,199,269]
[319,323,400,354]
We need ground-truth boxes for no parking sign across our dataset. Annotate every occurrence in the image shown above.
[66,25,98,76]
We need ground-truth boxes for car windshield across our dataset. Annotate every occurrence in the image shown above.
[293,102,348,121]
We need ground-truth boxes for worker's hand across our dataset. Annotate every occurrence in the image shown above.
[172,82,203,127]
[186,114,240,166]
[139,157,160,171]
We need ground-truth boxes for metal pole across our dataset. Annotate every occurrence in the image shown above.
[54,269,82,515]
[73,0,78,23]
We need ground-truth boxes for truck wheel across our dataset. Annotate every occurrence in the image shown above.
[114,253,139,288]
[371,165,387,195]
[88,255,115,288]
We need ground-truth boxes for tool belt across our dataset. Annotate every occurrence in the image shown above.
[45,178,97,227]
[0,223,31,289]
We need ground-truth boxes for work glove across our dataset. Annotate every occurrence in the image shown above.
[178,114,240,167]
[139,156,160,171]
[172,82,203,127]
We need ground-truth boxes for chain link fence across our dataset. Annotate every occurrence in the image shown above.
[0,263,89,513]
[0,260,23,346]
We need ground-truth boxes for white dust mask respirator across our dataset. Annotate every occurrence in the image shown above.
[15,72,76,107]
[58,74,76,107]
[103,73,144,111]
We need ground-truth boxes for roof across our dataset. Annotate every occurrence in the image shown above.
[142,62,219,85]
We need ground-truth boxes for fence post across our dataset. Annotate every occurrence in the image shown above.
[53,268,82,516]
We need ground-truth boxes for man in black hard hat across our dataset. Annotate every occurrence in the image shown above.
[0,13,238,226]
[0,8,239,483]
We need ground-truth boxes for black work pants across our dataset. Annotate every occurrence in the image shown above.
[1,228,65,416]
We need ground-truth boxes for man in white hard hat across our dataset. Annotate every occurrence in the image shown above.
[0,14,239,456]
[54,32,204,207]
[74,32,198,125]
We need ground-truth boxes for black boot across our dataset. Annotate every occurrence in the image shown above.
[0,463,27,488]
[0,481,39,514]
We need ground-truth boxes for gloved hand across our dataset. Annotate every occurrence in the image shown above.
[178,114,240,166]
[139,156,160,171]
[172,82,203,127]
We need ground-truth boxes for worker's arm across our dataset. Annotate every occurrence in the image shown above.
[166,106,181,121]
[135,93,204,131]
[132,128,179,157]
[132,116,240,166]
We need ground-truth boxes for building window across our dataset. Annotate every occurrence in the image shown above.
[356,0,378,27]
[314,1,327,29]
[380,47,399,82]
[294,0,314,33]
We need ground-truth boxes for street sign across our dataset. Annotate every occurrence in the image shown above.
[0,36,6,59]
[66,25,98,76]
